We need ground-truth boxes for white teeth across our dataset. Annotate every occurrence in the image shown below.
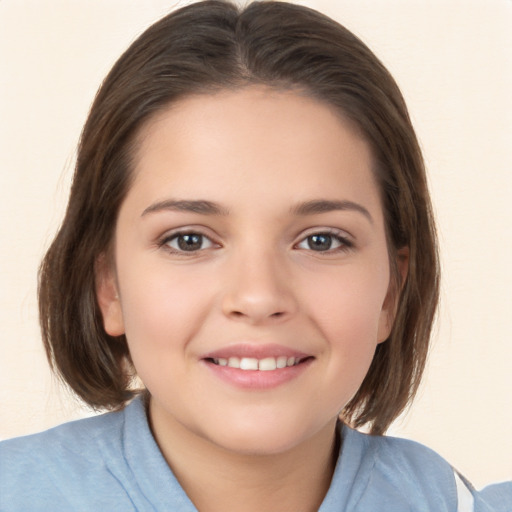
[228,357,240,368]
[214,356,303,370]
[276,356,288,368]
[259,357,277,371]
[239,357,259,370]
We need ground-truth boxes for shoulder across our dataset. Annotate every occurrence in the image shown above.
[0,404,127,471]
[344,427,458,511]
[360,428,456,481]
[323,426,510,512]
[0,399,140,511]
[365,432,512,512]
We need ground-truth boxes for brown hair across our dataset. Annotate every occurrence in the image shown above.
[39,0,439,435]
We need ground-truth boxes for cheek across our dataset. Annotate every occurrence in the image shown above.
[116,257,216,359]
[304,262,389,338]
[117,266,218,398]
[301,262,389,386]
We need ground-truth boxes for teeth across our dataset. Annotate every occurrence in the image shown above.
[239,357,258,370]
[259,357,277,371]
[276,356,288,369]
[214,356,303,370]
[228,357,240,368]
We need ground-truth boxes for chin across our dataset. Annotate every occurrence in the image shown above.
[214,431,302,457]
[201,413,326,457]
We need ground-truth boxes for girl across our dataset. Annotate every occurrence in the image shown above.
[0,1,510,511]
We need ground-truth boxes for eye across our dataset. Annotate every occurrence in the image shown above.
[163,232,215,252]
[296,232,352,252]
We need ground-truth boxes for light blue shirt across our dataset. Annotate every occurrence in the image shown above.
[0,396,510,511]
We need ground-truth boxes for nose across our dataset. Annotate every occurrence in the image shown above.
[221,248,297,325]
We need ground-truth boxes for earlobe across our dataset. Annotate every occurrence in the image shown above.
[95,254,125,337]
[377,246,409,343]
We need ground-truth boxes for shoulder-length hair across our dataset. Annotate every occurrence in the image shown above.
[39,0,439,435]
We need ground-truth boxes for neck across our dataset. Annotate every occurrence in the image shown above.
[148,401,339,512]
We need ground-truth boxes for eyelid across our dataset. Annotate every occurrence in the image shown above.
[156,225,354,254]
[296,226,353,241]
[158,226,221,253]
[294,227,354,252]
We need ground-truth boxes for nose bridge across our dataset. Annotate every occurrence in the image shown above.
[221,240,296,323]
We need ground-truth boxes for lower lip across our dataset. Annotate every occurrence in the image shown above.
[203,359,313,390]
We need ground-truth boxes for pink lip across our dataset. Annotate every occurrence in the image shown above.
[201,343,310,360]
[200,343,314,390]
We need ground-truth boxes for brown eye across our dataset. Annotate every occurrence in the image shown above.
[166,233,214,252]
[296,231,353,253]
[307,234,333,251]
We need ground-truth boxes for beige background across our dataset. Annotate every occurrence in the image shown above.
[0,0,510,488]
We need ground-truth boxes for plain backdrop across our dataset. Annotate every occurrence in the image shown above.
[0,0,511,488]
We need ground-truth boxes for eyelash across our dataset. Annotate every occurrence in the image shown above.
[159,230,218,254]
[295,230,354,254]
[158,229,354,255]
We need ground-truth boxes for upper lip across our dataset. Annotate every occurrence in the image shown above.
[201,343,311,360]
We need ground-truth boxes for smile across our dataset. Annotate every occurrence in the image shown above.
[209,356,304,371]
[201,344,314,389]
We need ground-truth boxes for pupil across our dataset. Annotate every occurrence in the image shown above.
[308,234,332,251]
[178,234,202,251]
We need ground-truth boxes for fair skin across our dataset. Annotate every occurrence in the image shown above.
[97,86,406,512]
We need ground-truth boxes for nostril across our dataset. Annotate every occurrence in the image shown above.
[229,310,285,320]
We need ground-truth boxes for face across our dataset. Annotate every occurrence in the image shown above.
[98,86,401,456]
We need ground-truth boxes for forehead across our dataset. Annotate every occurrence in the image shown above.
[126,86,382,220]
[136,86,369,164]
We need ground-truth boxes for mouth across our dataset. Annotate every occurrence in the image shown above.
[201,344,315,389]
[205,355,313,371]
[201,345,314,389]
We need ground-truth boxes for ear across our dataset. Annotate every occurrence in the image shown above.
[377,246,409,343]
[95,253,125,337]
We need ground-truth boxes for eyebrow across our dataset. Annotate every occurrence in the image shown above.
[141,199,229,217]
[291,199,373,223]
[141,198,372,223]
